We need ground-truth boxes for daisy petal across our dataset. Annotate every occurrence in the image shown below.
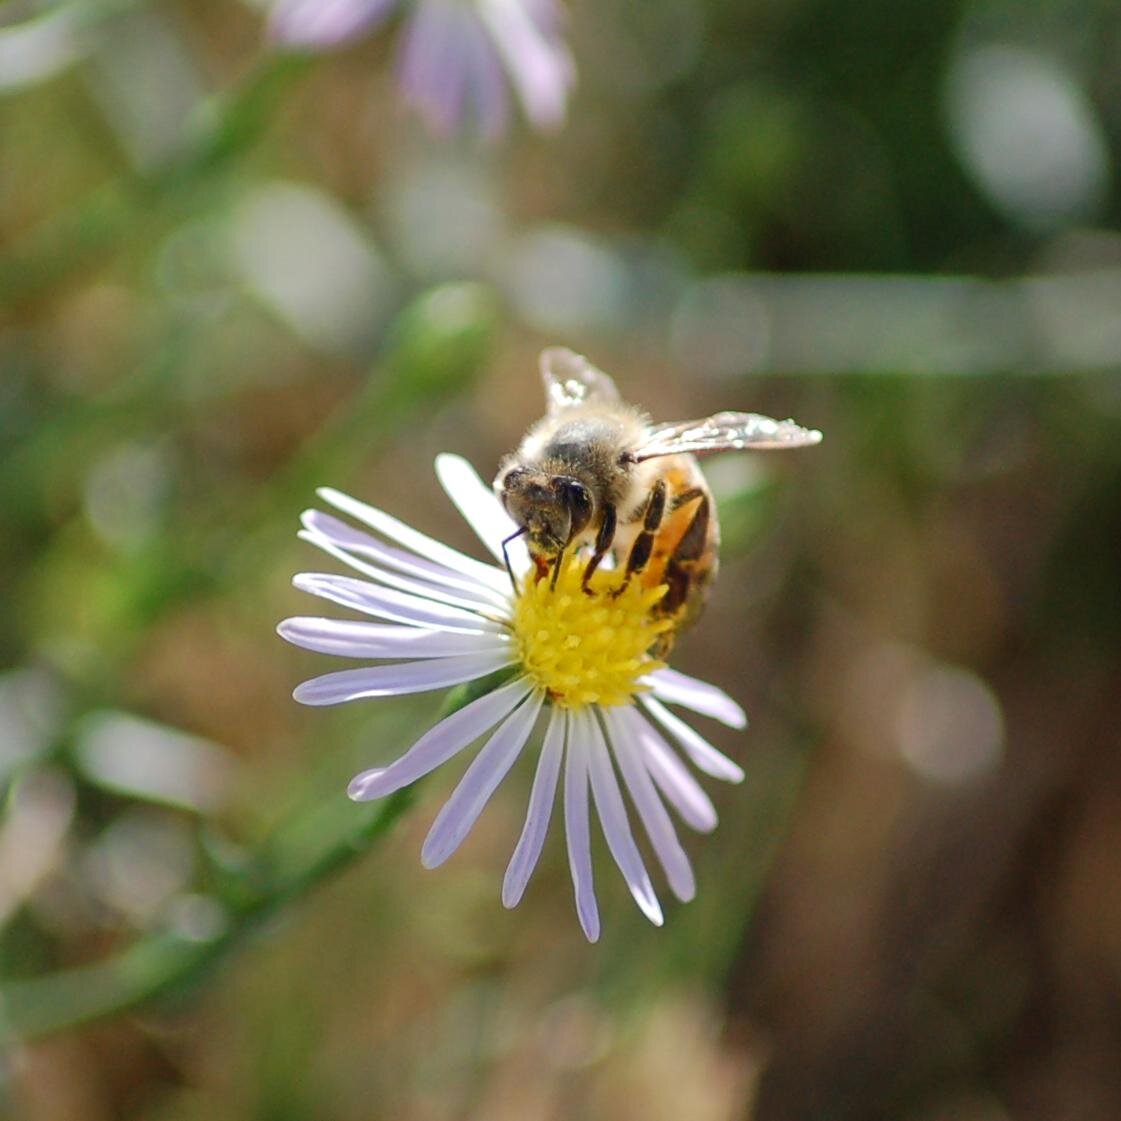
[581,710,663,925]
[621,707,718,833]
[503,706,565,907]
[604,708,695,903]
[398,0,464,132]
[477,0,573,129]
[299,528,513,618]
[461,12,511,139]
[421,690,544,868]
[269,0,399,48]
[318,487,509,594]
[348,676,533,799]
[564,726,599,942]
[278,617,512,659]
[301,509,510,608]
[435,453,529,574]
[645,668,748,729]
[640,696,745,783]
[293,573,506,634]
[293,651,512,706]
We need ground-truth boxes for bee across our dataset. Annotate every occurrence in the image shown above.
[495,348,822,654]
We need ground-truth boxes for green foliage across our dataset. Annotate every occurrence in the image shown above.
[2,0,1120,1117]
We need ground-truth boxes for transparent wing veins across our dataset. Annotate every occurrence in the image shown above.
[540,347,621,414]
[635,411,823,460]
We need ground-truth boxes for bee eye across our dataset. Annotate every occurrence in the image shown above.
[559,478,593,535]
[499,467,530,494]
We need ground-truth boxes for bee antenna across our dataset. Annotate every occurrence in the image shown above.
[501,527,528,592]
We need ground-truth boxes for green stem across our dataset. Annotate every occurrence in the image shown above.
[0,52,310,309]
[0,797,412,1043]
[0,676,503,1042]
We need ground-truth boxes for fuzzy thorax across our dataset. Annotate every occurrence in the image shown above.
[511,555,672,708]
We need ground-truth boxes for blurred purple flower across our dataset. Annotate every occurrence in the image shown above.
[268,0,574,137]
[269,0,400,47]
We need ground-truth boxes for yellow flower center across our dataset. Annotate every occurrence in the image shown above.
[511,554,674,708]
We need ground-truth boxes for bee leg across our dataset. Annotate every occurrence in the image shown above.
[550,548,565,590]
[618,479,668,589]
[501,527,528,592]
[670,486,705,512]
[672,491,709,561]
[582,503,617,593]
[659,491,712,621]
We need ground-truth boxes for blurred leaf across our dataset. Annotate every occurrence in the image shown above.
[258,280,501,505]
[72,710,237,813]
[0,674,506,1041]
[0,0,146,94]
[0,54,309,309]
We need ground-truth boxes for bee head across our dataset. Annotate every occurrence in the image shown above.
[496,466,594,558]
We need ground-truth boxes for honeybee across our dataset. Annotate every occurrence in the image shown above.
[495,348,822,653]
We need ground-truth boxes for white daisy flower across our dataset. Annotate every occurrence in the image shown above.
[278,454,746,941]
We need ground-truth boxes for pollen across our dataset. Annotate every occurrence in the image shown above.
[511,555,674,708]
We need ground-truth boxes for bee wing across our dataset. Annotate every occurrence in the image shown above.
[635,411,823,460]
[540,347,621,413]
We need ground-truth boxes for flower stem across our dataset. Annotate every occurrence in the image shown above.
[0,676,505,1043]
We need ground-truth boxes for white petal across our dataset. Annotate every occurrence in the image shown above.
[317,486,510,594]
[293,650,512,706]
[301,509,510,608]
[640,696,745,783]
[421,690,544,868]
[435,453,529,574]
[564,722,600,942]
[502,705,565,907]
[278,616,512,659]
[298,529,512,618]
[604,707,695,902]
[293,572,506,634]
[644,668,748,729]
[619,706,717,833]
[582,709,663,926]
[348,675,533,799]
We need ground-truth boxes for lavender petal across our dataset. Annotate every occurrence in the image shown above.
[397,0,466,135]
[621,706,718,833]
[644,667,748,729]
[564,719,600,942]
[301,509,509,608]
[582,709,663,925]
[502,705,565,907]
[278,616,512,659]
[421,690,544,868]
[269,0,400,49]
[640,696,745,783]
[317,486,508,593]
[293,572,506,634]
[477,0,573,129]
[298,528,512,617]
[293,650,512,706]
[461,20,512,140]
[348,675,533,799]
[605,708,695,902]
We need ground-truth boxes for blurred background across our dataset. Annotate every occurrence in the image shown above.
[2,0,1121,1118]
